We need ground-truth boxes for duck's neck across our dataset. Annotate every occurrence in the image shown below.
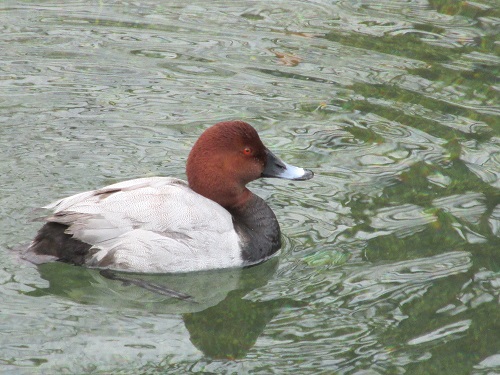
[228,192,281,263]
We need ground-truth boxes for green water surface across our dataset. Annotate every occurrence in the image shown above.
[0,0,499,374]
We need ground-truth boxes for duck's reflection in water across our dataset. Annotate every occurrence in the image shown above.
[27,257,305,359]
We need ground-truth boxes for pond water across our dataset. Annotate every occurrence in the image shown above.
[1,0,499,373]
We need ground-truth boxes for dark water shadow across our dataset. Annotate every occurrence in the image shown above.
[24,258,306,359]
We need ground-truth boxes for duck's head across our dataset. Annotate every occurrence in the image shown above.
[186,121,313,209]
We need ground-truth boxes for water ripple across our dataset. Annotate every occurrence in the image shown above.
[369,204,435,238]
[461,139,500,189]
[489,204,500,237]
[433,192,486,225]
[342,251,472,306]
[408,319,471,346]
[1,0,498,373]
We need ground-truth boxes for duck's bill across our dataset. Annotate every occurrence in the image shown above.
[262,149,314,181]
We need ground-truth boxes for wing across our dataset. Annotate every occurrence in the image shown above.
[41,177,243,273]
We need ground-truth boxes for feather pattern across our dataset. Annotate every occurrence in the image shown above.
[39,177,243,273]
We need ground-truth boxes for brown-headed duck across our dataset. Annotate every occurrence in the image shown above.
[24,121,313,273]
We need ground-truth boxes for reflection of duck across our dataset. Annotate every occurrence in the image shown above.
[24,121,313,273]
[184,290,300,360]
[26,256,283,313]
[26,258,305,359]
[183,259,307,359]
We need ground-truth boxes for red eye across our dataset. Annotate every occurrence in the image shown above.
[243,147,252,156]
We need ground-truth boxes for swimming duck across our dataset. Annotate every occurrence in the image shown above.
[24,121,313,273]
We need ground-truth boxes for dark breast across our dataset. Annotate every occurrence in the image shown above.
[231,194,281,263]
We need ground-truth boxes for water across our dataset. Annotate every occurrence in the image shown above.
[1,0,499,373]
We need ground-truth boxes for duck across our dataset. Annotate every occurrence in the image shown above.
[24,121,313,273]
